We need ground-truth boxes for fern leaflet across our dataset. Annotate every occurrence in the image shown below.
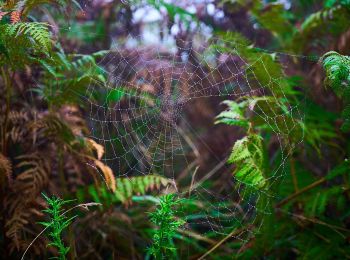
[228,134,266,189]
[6,22,51,51]
[322,51,350,131]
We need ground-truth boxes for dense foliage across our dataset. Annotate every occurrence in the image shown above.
[1,0,350,259]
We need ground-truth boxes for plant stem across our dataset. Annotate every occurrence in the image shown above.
[198,226,248,260]
[276,177,326,208]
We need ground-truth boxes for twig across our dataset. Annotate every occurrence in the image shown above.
[189,166,199,196]
[178,229,216,245]
[176,126,200,158]
[178,229,233,254]
[197,226,248,260]
[192,158,227,191]
[176,159,199,183]
[275,177,326,208]
[277,209,350,237]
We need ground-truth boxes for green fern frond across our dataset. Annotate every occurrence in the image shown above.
[322,51,350,95]
[304,161,349,216]
[322,51,350,131]
[6,22,51,51]
[79,175,174,206]
[114,175,173,203]
[288,4,350,52]
[71,50,109,70]
[0,22,51,68]
[324,0,350,9]
[214,32,292,97]
[33,49,107,106]
[300,4,350,36]
[228,134,266,189]
[305,187,343,217]
[215,100,249,129]
[215,95,302,141]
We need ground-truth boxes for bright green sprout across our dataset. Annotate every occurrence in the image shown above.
[39,193,76,260]
[148,194,185,260]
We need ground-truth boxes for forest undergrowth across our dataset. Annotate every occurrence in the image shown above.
[1,0,350,259]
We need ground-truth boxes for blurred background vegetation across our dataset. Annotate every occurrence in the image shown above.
[1,0,350,259]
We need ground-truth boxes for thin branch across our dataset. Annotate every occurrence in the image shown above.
[177,229,233,254]
[275,177,326,208]
[192,158,227,191]
[189,166,199,196]
[277,209,350,237]
[198,226,249,260]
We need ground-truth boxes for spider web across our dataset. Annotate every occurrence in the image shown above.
[62,7,307,255]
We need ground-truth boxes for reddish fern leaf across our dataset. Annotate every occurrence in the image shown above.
[10,11,21,24]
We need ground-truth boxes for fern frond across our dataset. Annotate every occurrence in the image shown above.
[305,186,343,217]
[5,109,32,143]
[14,153,50,197]
[86,138,104,160]
[80,174,174,206]
[215,100,249,128]
[6,22,51,51]
[0,152,12,183]
[322,51,350,94]
[322,51,350,131]
[33,49,107,106]
[115,175,173,204]
[235,1,294,42]
[10,10,21,23]
[214,32,292,97]
[302,1,350,34]
[228,134,266,188]
[71,50,109,70]
[94,160,116,192]
[5,197,44,251]
[34,114,77,145]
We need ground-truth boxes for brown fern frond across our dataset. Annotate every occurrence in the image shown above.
[8,110,29,122]
[8,237,46,256]
[94,160,116,192]
[86,138,104,160]
[59,105,88,136]
[0,152,12,183]
[14,153,50,197]
[5,198,44,252]
[33,114,76,145]
[1,0,16,10]
[6,109,31,143]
